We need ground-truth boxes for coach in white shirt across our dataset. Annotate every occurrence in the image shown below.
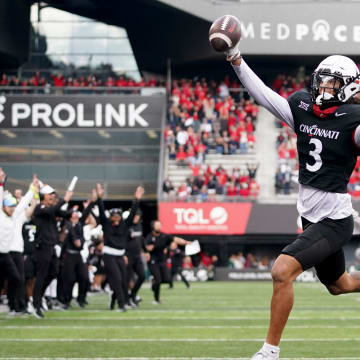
[8,174,39,314]
[0,168,39,314]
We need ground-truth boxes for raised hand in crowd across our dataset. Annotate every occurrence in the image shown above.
[135,186,145,200]
[96,183,104,198]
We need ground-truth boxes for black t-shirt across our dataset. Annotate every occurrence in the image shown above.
[144,232,174,263]
[97,198,139,251]
[23,221,36,255]
[127,222,143,257]
[287,90,360,193]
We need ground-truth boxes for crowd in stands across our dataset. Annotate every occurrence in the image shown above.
[163,162,260,200]
[164,76,260,200]
[0,72,162,92]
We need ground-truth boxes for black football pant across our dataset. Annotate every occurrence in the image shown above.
[148,261,170,302]
[8,252,26,312]
[170,263,190,289]
[103,254,127,308]
[126,255,145,299]
[33,246,59,310]
[62,252,89,305]
[0,253,21,311]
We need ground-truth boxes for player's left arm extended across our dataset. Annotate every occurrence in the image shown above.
[173,236,191,246]
[230,59,294,129]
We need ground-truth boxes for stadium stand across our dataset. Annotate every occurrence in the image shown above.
[163,77,260,201]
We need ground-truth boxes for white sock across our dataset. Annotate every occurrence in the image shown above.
[263,342,280,353]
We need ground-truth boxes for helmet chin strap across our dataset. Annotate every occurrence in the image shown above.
[316,92,334,105]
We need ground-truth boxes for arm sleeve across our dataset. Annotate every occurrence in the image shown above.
[232,60,294,130]
[96,198,108,226]
[14,188,34,217]
[125,200,139,227]
[80,201,95,225]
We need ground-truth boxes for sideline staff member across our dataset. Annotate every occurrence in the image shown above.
[33,185,73,318]
[144,220,191,304]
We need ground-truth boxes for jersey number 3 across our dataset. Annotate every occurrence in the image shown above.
[306,138,323,172]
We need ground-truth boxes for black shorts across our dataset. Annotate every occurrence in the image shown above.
[282,215,354,285]
[24,254,37,280]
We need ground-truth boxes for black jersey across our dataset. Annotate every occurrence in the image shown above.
[144,232,174,263]
[287,90,360,193]
[23,221,36,255]
[127,222,143,257]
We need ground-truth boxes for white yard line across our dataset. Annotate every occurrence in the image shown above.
[0,338,360,342]
[1,316,359,321]
[2,358,360,360]
[3,324,360,329]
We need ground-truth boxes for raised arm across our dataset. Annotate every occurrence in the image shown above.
[125,186,144,226]
[14,174,39,217]
[230,57,294,130]
[80,190,97,225]
[95,184,109,226]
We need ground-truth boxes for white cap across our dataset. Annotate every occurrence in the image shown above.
[40,184,56,195]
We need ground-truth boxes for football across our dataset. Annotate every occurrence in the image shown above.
[209,15,241,52]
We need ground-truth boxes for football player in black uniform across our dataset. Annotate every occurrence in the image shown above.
[61,194,96,308]
[225,43,360,360]
[23,220,37,313]
[126,209,146,306]
[144,220,191,304]
[168,241,190,289]
[96,183,144,312]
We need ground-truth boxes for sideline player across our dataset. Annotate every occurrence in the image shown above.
[224,41,360,359]
[144,220,191,304]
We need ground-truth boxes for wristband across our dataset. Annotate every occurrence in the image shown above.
[30,184,39,196]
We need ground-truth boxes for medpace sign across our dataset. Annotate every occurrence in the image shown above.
[0,95,165,129]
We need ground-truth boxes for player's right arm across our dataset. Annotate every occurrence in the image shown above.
[228,56,294,130]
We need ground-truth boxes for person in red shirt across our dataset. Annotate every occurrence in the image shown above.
[227,180,237,196]
[239,183,250,197]
[217,171,228,187]
[176,146,187,166]
[137,78,146,87]
[0,74,7,86]
[147,76,157,87]
[116,76,128,87]
[105,77,115,87]
[352,185,360,198]
[249,180,260,198]
[128,78,136,87]
[51,73,65,87]
[247,132,256,151]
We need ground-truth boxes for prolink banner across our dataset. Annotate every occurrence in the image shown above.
[0,95,165,129]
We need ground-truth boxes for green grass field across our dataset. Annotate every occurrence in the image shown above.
[1,281,360,359]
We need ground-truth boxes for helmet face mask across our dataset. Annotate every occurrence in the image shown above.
[311,55,360,106]
[311,72,345,106]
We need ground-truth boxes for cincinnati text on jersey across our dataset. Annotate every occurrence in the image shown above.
[299,124,340,139]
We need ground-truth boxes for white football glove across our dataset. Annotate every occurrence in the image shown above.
[225,43,241,62]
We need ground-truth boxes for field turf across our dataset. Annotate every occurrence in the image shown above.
[1,281,360,359]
